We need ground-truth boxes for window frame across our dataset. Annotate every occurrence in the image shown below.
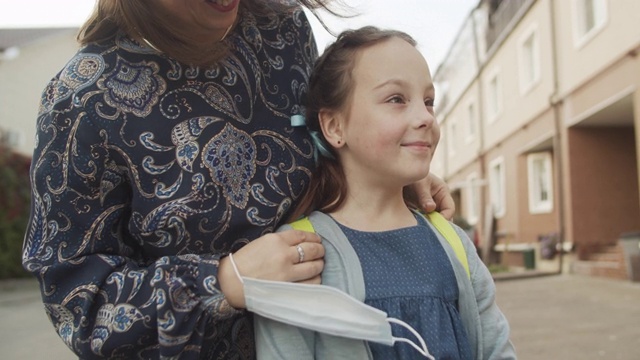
[465,100,477,143]
[517,23,541,95]
[485,67,502,124]
[466,172,481,225]
[489,156,506,218]
[527,152,554,214]
[447,119,458,157]
[572,0,608,49]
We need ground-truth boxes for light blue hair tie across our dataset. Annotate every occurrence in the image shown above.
[291,114,335,164]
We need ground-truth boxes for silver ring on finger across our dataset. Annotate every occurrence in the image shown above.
[296,244,305,264]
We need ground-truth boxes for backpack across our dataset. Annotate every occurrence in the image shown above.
[290,211,471,279]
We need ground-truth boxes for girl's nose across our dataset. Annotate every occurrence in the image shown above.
[414,103,436,128]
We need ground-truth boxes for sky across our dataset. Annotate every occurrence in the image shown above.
[0,0,478,70]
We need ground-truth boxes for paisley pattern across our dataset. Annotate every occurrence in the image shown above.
[39,53,104,114]
[203,123,257,209]
[97,57,167,117]
[23,7,317,359]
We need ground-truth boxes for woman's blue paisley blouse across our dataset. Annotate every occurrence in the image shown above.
[22,7,317,359]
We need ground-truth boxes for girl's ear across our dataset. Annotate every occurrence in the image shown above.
[319,109,345,149]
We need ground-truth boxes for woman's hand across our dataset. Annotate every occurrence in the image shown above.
[218,230,325,308]
[413,173,456,220]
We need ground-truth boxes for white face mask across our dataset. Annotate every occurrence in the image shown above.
[228,254,435,360]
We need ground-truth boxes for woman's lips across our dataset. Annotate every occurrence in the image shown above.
[205,0,239,13]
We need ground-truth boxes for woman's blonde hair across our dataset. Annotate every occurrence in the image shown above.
[78,0,345,67]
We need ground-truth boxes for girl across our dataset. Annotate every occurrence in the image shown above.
[244,26,517,359]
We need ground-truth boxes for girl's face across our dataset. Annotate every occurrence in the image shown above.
[337,37,440,188]
[158,0,240,41]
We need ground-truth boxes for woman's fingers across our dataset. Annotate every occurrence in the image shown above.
[280,229,322,246]
[221,229,325,300]
[410,173,456,220]
[229,230,324,275]
[297,273,322,285]
[291,241,325,264]
[291,259,324,283]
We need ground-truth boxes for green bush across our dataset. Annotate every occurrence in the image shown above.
[0,145,31,279]
[488,264,510,274]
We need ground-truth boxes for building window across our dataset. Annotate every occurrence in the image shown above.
[489,157,506,217]
[466,102,476,143]
[466,172,481,224]
[527,152,553,213]
[0,129,23,149]
[518,24,540,94]
[573,0,608,47]
[448,120,457,157]
[486,69,502,123]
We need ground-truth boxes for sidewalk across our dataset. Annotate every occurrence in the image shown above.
[1,274,639,359]
[0,278,75,359]
[495,274,640,360]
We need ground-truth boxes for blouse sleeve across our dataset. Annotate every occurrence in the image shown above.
[23,61,243,360]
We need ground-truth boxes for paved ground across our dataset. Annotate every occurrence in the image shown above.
[1,273,639,359]
[0,278,74,359]
[496,274,640,360]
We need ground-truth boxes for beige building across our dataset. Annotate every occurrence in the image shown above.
[433,0,640,280]
[0,28,80,156]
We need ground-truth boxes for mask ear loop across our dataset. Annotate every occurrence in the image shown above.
[228,253,244,284]
[388,317,435,360]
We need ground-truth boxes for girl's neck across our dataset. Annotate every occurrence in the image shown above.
[328,187,417,232]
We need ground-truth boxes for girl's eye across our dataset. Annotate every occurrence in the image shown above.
[424,98,435,107]
[388,95,405,104]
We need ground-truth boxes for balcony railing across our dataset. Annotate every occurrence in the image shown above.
[486,0,530,50]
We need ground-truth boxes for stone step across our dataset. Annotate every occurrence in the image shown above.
[570,259,627,280]
[585,251,624,262]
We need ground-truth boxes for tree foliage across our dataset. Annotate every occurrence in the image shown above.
[0,144,31,279]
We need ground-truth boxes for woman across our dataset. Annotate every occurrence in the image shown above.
[22,1,454,358]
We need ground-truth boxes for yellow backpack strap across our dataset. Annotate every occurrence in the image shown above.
[289,216,316,233]
[426,211,471,279]
[290,213,470,279]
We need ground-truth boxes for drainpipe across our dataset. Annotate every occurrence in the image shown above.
[549,0,566,274]
[470,7,489,261]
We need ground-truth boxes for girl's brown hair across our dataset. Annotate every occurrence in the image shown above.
[78,0,347,67]
[287,26,417,222]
